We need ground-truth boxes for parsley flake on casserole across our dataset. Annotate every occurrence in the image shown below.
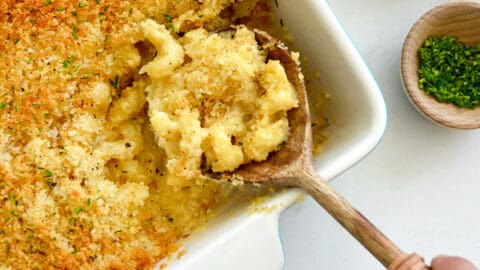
[0,0,297,269]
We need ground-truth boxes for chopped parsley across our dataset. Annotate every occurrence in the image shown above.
[45,0,52,6]
[78,3,88,8]
[74,206,82,215]
[109,75,120,89]
[43,169,53,178]
[72,25,80,40]
[418,36,480,108]
[63,55,76,68]
[163,14,175,32]
[164,14,173,23]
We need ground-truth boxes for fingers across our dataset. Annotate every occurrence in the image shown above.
[397,253,425,270]
[389,253,412,270]
[389,253,478,270]
[431,255,478,270]
[389,253,426,270]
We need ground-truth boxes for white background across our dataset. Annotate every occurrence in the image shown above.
[280,0,480,269]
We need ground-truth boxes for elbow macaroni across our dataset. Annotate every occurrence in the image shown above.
[139,19,185,80]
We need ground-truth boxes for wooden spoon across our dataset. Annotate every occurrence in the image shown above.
[212,27,404,268]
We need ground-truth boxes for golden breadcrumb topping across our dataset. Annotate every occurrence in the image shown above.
[0,0,268,269]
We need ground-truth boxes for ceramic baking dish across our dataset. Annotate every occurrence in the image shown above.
[156,0,387,269]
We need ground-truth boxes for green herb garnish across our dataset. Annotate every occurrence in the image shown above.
[109,75,119,89]
[418,36,480,108]
[163,14,175,32]
[74,206,82,215]
[63,55,75,68]
[43,169,53,177]
[72,25,80,40]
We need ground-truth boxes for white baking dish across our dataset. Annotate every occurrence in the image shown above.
[157,0,387,269]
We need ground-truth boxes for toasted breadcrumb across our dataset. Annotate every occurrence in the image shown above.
[0,0,261,269]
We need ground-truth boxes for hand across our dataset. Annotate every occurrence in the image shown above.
[389,253,478,270]
[431,255,477,270]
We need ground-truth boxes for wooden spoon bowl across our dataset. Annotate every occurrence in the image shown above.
[401,2,480,129]
[212,26,414,268]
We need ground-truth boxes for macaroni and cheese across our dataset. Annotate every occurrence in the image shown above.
[0,0,301,269]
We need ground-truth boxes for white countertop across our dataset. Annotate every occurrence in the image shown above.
[280,0,480,269]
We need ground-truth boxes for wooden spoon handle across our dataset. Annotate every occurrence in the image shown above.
[298,168,402,268]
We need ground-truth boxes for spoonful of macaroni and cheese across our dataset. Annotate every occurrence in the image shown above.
[141,20,299,188]
[139,20,422,269]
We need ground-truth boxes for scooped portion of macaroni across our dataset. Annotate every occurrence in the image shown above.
[141,20,299,187]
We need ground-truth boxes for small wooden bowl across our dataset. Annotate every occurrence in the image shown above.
[401,2,480,129]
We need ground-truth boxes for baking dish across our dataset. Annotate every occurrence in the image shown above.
[157,0,387,269]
